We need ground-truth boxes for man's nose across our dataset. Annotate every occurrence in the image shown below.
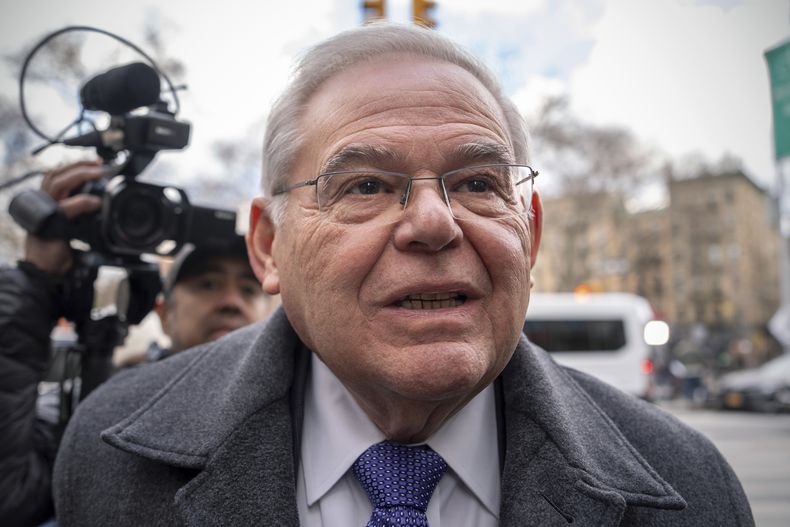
[215,284,246,312]
[393,179,463,252]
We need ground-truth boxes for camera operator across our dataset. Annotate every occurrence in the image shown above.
[151,236,271,358]
[0,160,271,527]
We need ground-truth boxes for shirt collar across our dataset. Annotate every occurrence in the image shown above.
[301,353,385,506]
[427,383,500,517]
[301,352,500,516]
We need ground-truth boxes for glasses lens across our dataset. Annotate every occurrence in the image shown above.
[315,165,533,225]
[444,164,533,222]
[317,171,410,225]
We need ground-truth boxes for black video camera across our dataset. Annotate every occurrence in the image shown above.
[10,61,238,263]
[6,28,248,404]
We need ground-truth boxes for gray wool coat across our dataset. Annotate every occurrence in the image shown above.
[53,308,754,526]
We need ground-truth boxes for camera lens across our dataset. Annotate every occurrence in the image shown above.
[116,193,162,244]
[108,183,172,251]
[102,178,187,256]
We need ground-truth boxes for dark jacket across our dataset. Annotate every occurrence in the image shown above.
[0,262,163,527]
[54,307,754,526]
[0,264,62,527]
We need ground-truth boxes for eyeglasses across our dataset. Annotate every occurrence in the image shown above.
[274,163,538,226]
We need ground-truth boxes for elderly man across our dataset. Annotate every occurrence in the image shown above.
[53,24,752,526]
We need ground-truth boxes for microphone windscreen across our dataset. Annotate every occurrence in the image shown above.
[79,62,161,115]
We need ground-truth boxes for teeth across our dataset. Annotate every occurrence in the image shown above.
[406,293,455,301]
[398,293,466,309]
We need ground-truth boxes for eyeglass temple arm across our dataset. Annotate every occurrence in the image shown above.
[515,168,539,186]
[275,178,320,195]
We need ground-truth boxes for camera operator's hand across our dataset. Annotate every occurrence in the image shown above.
[24,160,103,276]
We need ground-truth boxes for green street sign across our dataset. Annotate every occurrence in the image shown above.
[766,40,790,160]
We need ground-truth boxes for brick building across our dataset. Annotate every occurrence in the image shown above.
[533,170,781,335]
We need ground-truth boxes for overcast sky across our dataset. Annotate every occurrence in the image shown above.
[1,0,787,204]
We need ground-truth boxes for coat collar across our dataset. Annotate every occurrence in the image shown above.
[498,335,686,526]
[102,308,304,525]
[101,309,684,526]
[103,308,300,466]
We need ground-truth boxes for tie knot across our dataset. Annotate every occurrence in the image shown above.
[353,441,447,515]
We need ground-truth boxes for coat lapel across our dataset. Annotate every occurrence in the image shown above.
[173,401,299,525]
[101,308,302,526]
[499,336,686,527]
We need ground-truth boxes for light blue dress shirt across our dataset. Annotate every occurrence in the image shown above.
[296,353,500,526]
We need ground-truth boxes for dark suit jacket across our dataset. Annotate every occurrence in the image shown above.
[53,307,753,526]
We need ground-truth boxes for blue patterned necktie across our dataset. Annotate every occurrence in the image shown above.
[352,441,447,527]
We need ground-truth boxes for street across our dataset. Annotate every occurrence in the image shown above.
[661,402,790,527]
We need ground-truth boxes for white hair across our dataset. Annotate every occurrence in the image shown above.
[262,22,531,224]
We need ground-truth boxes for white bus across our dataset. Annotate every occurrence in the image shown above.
[523,292,669,399]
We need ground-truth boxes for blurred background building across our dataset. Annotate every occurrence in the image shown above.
[533,167,783,363]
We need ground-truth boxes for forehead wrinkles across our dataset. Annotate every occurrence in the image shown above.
[300,60,513,173]
[333,84,508,139]
[312,101,512,173]
[321,141,514,174]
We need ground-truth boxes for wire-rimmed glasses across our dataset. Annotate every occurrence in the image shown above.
[274,163,538,226]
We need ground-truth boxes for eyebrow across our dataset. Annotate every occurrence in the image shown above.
[451,142,514,165]
[319,141,514,174]
[321,144,399,174]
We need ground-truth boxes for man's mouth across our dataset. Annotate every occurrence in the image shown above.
[208,321,244,338]
[397,292,467,310]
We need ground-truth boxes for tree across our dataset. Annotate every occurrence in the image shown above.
[529,96,657,199]
[527,96,660,292]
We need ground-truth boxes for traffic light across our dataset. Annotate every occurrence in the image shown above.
[362,0,386,21]
[412,0,437,28]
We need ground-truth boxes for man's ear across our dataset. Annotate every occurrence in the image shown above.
[247,197,281,295]
[528,190,543,267]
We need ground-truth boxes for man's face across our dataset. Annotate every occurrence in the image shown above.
[159,255,269,352]
[250,55,541,434]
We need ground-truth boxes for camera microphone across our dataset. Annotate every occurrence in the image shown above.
[62,130,103,147]
[79,62,161,115]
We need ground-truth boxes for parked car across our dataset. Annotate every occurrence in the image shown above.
[708,353,790,413]
[523,292,668,399]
